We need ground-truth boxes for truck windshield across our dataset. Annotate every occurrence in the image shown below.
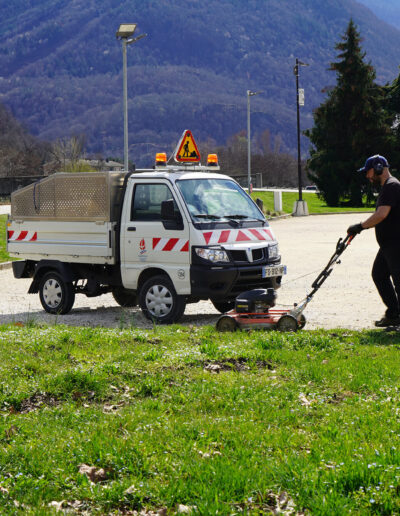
[176,178,264,223]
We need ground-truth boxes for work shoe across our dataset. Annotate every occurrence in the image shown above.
[375,315,400,327]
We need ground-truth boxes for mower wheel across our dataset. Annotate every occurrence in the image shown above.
[277,314,298,332]
[216,315,238,332]
[298,313,306,329]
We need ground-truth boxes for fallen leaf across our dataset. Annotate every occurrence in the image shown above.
[177,505,197,514]
[103,402,124,413]
[5,425,18,439]
[299,394,312,407]
[204,364,221,373]
[78,464,109,483]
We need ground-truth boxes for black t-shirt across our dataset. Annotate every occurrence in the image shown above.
[375,176,400,247]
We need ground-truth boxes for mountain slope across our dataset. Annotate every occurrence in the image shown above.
[0,0,400,166]
[357,0,400,29]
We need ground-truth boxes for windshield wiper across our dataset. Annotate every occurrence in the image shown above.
[193,214,221,220]
[224,214,267,225]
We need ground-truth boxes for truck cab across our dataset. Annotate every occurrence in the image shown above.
[119,162,285,322]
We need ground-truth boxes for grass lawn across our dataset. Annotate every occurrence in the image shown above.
[251,191,374,216]
[0,322,399,514]
[0,214,11,263]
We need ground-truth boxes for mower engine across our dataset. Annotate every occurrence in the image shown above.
[235,288,277,314]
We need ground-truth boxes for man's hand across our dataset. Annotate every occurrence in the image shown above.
[347,223,364,236]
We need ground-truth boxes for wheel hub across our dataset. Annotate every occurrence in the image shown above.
[145,285,173,317]
[43,278,62,308]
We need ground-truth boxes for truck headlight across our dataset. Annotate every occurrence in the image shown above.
[268,243,279,260]
[194,246,230,263]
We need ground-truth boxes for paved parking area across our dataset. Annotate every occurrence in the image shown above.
[0,212,381,330]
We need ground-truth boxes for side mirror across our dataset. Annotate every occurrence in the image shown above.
[161,199,183,230]
[161,199,176,220]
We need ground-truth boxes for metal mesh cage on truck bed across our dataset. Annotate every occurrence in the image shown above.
[11,172,127,222]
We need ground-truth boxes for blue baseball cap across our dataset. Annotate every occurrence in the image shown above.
[358,154,389,173]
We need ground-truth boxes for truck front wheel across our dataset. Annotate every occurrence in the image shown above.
[139,275,186,324]
[39,271,75,314]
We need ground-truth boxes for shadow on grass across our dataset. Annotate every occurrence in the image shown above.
[359,329,400,347]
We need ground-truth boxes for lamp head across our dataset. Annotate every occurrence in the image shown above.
[116,23,137,39]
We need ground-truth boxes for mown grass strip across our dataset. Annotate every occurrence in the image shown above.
[0,323,400,513]
[251,191,374,216]
[0,214,11,263]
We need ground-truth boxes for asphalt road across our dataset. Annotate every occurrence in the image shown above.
[0,212,381,330]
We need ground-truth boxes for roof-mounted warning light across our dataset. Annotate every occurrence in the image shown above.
[155,152,167,166]
[207,154,219,167]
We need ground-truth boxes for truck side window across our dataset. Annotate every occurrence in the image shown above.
[131,184,178,221]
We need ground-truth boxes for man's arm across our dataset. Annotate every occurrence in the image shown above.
[347,205,391,235]
[361,205,391,229]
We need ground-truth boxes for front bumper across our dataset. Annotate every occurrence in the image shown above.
[190,263,283,300]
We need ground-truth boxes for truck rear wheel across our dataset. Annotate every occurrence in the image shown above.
[39,271,75,314]
[139,275,186,324]
[112,288,137,307]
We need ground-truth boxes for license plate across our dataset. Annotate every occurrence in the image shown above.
[262,265,287,278]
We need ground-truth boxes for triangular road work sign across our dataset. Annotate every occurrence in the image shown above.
[174,130,201,163]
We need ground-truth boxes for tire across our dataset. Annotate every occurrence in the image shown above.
[276,314,298,332]
[216,315,237,332]
[39,271,75,314]
[211,299,235,314]
[298,313,306,329]
[112,288,137,307]
[139,275,186,324]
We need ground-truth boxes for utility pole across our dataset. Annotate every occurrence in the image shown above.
[116,24,147,171]
[246,90,262,192]
[293,58,309,216]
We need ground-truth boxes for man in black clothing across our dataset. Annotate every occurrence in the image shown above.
[347,155,400,327]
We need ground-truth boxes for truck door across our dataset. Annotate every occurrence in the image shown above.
[120,180,191,295]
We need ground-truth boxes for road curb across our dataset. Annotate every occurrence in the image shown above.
[0,261,12,271]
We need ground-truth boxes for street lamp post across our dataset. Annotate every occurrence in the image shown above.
[116,24,147,172]
[247,90,262,192]
[293,58,309,216]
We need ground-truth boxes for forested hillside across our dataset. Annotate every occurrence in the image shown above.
[357,0,400,29]
[1,0,400,166]
[0,103,49,177]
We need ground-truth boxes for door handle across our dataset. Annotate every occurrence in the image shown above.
[127,227,136,231]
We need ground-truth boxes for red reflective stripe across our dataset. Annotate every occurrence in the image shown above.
[152,237,161,249]
[31,232,37,241]
[16,231,28,241]
[7,231,14,240]
[249,228,266,240]
[163,238,179,251]
[236,230,251,241]
[264,229,274,240]
[180,241,189,252]
[218,230,230,243]
[203,232,212,244]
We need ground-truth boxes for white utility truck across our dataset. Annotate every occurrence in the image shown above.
[7,145,286,323]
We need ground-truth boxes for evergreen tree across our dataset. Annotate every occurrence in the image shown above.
[384,75,400,171]
[306,19,393,206]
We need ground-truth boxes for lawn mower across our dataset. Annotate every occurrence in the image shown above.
[216,234,354,332]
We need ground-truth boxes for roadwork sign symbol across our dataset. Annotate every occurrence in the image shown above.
[174,130,201,163]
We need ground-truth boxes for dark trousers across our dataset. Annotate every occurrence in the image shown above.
[372,246,400,317]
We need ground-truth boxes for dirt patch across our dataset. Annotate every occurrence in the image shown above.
[204,357,274,373]
[13,392,59,414]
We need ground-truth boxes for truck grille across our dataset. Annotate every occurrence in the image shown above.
[229,247,266,263]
